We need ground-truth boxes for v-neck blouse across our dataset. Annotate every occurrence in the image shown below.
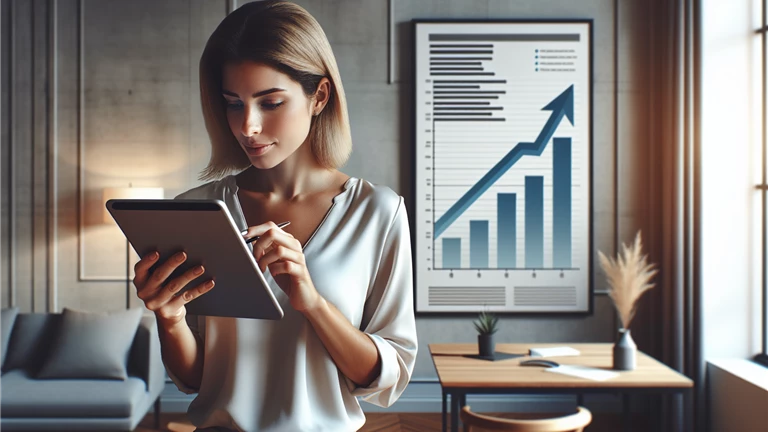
[167,176,418,432]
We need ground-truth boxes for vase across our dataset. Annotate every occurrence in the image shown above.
[478,334,495,357]
[613,328,637,370]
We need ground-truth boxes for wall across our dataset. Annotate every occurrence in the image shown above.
[1,0,656,413]
[708,360,768,431]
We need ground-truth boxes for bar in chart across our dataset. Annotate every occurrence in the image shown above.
[553,138,572,268]
[497,193,517,268]
[525,176,544,268]
[443,238,462,268]
[469,220,489,268]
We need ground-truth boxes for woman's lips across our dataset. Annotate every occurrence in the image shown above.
[244,143,273,156]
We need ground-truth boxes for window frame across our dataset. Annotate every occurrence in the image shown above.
[756,0,768,368]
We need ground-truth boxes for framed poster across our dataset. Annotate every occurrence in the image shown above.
[413,20,593,314]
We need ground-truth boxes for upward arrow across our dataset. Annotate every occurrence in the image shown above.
[434,85,575,239]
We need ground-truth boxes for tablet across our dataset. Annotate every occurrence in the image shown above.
[105,199,283,320]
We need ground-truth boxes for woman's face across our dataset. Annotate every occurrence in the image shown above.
[222,61,319,170]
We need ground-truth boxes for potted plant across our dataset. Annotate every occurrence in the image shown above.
[598,231,658,370]
[473,311,499,357]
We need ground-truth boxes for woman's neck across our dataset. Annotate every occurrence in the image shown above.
[235,143,338,201]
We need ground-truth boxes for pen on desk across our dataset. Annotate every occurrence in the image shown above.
[242,221,291,244]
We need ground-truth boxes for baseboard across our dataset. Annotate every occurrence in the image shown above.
[160,380,627,414]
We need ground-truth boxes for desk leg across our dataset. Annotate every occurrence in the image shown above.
[622,393,631,432]
[685,388,693,432]
[450,391,460,432]
[442,389,447,432]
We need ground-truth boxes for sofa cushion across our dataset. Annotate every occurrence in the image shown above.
[37,307,144,380]
[0,369,148,418]
[1,307,19,368]
[2,314,61,374]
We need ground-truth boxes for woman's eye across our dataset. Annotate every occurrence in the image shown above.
[225,100,243,111]
[261,101,283,111]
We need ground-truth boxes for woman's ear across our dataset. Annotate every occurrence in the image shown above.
[312,77,331,116]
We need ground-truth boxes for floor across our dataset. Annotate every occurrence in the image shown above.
[137,412,650,431]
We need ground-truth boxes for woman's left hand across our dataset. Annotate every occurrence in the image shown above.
[244,222,322,313]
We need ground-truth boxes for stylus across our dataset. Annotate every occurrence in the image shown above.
[243,221,291,244]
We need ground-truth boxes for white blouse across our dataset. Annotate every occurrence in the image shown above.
[167,176,418,432]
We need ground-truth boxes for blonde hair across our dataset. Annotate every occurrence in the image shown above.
[199,0,352,181]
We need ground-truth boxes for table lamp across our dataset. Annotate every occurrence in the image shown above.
[102,186,165,309]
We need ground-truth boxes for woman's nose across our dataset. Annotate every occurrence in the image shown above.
[241,109,262,137]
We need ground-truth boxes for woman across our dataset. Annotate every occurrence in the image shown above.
[131,2,417,431]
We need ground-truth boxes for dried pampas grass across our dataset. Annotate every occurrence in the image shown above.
[598,231,658,330]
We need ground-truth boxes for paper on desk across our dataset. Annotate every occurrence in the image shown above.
[546,365,619,381]
[528,346,581,357]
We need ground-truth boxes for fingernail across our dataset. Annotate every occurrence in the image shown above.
[194,266,204,275]
[240,229,248,235]
[205,280,215,288]
[176,252,186,262]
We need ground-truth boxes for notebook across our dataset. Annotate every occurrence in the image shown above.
[546,365,619,381]
[528,346,581,357]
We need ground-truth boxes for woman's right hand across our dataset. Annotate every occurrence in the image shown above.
[133,251,215,326]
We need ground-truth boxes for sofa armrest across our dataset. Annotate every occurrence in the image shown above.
[128,315,165,395]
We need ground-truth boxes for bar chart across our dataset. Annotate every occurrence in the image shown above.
[414,21,592,313]
[435,133,575,271]
[432,86,573,270]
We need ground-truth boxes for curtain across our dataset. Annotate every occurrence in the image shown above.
[618,0,702,430]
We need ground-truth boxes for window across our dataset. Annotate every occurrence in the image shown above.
[757,0,768,368]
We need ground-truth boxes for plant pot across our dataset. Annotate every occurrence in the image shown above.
[613,328,637,370]
[478,334,495,357]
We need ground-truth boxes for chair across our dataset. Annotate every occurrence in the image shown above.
[460,405,592,432]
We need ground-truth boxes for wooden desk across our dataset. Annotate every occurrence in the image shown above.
[430,343,694,432]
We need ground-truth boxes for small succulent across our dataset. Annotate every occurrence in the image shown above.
[473,311,499,335]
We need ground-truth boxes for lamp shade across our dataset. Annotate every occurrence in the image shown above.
[102,187,164,223]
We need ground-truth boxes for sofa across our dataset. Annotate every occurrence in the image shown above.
[0,308,165,431]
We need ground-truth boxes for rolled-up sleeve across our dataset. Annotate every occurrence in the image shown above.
[165,314,205,395]
[346,197,417,407]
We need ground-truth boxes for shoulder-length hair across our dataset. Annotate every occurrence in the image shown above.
[199,0,352,181]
